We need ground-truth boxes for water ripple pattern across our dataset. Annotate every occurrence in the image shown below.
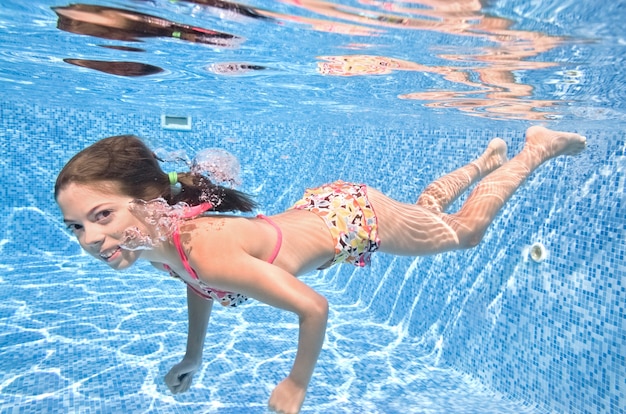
[0,253,541,413]
[0,0,624,121]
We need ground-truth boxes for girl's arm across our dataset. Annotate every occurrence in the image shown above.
[268,287,328,414]
[164,285,214,394]
[184,285,214,363]
[191,253,328,414]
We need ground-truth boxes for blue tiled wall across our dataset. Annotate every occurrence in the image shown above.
[1,102,624,413]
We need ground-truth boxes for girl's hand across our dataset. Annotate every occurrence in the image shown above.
[268,376,307,414]
[164,357,200,394]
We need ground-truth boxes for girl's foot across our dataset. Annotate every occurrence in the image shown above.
[472,138,508,175]
[525,126,587,160]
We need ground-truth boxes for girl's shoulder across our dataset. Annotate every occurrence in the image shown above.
[180,215,254,254]
[182,214,252,235]
[182,215,273,269]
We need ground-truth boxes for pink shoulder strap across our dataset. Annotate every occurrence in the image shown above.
[257,214,282,264]
[169,202,213,279]
[181,202,213,219]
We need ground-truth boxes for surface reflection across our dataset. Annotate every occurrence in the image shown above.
[51,0,572,119]
[53,3,242,76]
[148,0,271,20]
[53,4,241,45]
[300,0,565,120]
[64,59,164,77]
[207,62,266,75]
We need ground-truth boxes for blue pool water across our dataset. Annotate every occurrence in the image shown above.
[1,0,625,413]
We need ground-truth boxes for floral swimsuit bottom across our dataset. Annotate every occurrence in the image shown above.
[290,180,381,269]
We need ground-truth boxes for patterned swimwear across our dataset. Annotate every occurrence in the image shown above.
[290,180,380,269]
[163,204,282,307]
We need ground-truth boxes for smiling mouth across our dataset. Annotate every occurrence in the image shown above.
[100,247,121,261]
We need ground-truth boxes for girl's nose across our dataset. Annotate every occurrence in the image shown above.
[82,224,104,246]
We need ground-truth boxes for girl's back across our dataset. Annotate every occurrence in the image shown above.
[180,209,335,277]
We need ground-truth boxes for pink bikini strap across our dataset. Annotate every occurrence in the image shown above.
[172,230,199,279]
[181,202,213,219]
[169,202,213,280]
[257,214,282,264]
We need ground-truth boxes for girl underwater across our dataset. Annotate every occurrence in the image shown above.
[55,126,585,414]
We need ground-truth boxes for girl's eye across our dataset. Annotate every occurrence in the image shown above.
[67,223,83,233]
[96,210,113,221]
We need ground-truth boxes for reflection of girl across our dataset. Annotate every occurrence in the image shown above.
[55,127,585,413]
[52,4,240,46]
[164,0,270,20]
[63,59,163,76]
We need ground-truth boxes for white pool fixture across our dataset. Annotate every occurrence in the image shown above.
[161,114,192,131]
[529,242,547,263]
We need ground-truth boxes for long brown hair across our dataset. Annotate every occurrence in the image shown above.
[54,135,256,212]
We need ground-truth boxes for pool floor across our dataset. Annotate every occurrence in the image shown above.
[0,255,543,413]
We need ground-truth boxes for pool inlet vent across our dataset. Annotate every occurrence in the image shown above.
[529,242,547,263]
[161,114,192,131]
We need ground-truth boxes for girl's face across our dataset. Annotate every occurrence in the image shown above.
[57,182,150,270]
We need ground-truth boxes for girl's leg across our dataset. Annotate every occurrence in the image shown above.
[371,126,586,256]
[416,138,508,212]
